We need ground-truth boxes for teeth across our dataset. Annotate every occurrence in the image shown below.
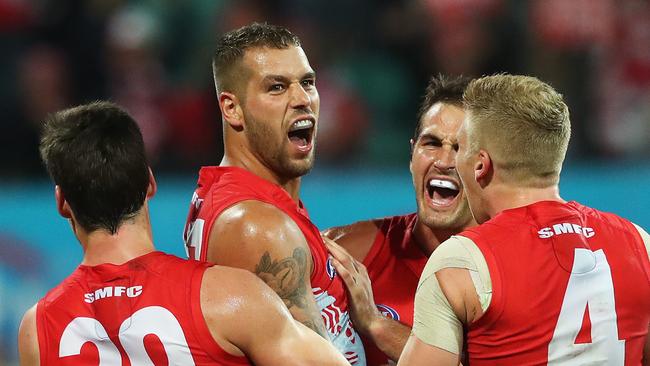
[289,119,313,132]
[429,179,458,190]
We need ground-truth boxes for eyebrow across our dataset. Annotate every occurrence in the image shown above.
[262,71,316,83]
[418,133,459,146]
[418,133,442,141]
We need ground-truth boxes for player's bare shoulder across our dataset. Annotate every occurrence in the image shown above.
[323,218,384,262]
[18,304,40,366]
[214,200,301,239]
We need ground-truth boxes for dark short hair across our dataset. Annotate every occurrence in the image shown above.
[413,74,471,140]
[40,101,150,234]
[212,22,301,94]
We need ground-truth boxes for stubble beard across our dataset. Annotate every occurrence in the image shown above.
[417,196,473,232]
[245,116,315,179]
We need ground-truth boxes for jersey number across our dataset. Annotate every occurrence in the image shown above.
[184,218,204,261]
[59,306,196,365]
[548,248,625,364]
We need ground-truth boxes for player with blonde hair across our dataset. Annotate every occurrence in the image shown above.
[399,74,650,365]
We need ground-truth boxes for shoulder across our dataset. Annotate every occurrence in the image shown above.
[217,200,296,230]
[323,218,383,242]
[322,218,383,261]
[422,236,489,291]
[19,304,40,365]
[207,199,313,272]
[212,200,305,244]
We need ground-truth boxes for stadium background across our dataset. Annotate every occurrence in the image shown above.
[0,0,649,363]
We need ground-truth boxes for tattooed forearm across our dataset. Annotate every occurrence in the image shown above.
[254,248,309,309]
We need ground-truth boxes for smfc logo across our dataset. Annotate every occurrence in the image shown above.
[84,285,143,303]
[376,304,400,321]
[538,223,595,239]
[326,257,337,279]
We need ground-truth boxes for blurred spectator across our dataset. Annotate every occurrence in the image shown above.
[314,72,370,165]
[1,45,71,177]
[0,0,647,172]
[105,5,169,164]
[596,0,650,157]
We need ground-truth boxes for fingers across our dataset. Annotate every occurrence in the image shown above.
[329,255,356,286]
[323,237,370,288]
[324,239,356,270]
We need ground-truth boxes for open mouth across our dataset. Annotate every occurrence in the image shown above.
[426,178,460,206]
[288,119,314,151]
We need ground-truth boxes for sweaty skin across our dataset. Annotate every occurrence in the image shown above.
[212,45,327,337]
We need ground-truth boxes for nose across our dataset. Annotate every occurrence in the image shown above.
[289,83,311,109]
[434,146,455,171]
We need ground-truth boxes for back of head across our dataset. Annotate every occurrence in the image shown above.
[212,22,301,95]
[414,74,471,140]
[40,101,150,234]
[463,74,571,187]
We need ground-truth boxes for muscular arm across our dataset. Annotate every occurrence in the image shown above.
[398,268,479,366]
[207,200,327,337]
[201,266,349,365]
[324,222,412,361]
[18,305,40,366]
[400,237,489,366]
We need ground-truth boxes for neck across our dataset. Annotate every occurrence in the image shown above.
[411,218,468,256]
[78,212,156,266]
[221,153,302,202]
[486,183,564,218]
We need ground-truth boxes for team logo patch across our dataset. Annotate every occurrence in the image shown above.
[326,257,337,279]
[377,304,400,321]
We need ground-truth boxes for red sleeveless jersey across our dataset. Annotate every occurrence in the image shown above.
[36,251,250,365]
[183,166,366,365]
[362,213,428,365]
[461,201,650,365]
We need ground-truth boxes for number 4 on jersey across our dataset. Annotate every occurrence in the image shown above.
[548,248,625,364]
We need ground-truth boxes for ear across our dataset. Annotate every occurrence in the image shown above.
[409,138,415,173]
[219,91,244,130]
[474,150,492,187]
[55,186,72,219]
[146,167,157,199]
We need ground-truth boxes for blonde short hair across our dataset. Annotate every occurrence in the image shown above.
[463,74,571,187]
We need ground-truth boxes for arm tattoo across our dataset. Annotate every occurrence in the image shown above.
[254,248,309,309]
[254,248,328,337]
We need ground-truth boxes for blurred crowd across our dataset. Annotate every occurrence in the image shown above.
[1,0,649,179]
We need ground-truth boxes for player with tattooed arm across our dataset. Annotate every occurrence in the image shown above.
[183,23,364,364]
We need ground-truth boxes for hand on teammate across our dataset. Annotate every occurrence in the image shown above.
[324,236,384,336]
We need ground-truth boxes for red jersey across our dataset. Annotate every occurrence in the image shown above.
[183,166,366,365]
[362,213,428,365]
[462,201,650,365]
[36,251,250,365]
